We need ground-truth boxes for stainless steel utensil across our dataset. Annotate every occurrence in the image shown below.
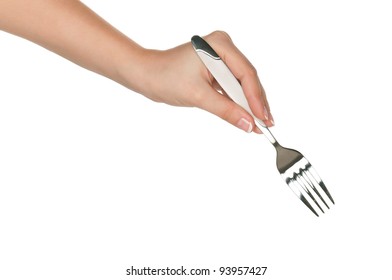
[191,35,334,216]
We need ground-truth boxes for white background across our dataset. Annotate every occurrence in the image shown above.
[1,0,391,279]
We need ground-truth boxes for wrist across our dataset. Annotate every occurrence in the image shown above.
[115,46,159,95]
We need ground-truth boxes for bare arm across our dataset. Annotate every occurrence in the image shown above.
[0,0,273,132]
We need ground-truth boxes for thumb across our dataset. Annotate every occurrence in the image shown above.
[197,85,260,133]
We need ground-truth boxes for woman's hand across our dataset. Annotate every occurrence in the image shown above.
[0,0,273,133]
[126,31,274,133]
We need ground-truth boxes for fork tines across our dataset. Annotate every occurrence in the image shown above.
[285,158,335,217]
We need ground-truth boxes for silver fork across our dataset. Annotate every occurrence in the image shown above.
[191,36,334,216]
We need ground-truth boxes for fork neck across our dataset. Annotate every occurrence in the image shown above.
[257,125,279,146]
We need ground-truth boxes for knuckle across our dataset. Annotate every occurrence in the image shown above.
[209,30,232,42]
[221,102,236,122]
[247,65,258,77]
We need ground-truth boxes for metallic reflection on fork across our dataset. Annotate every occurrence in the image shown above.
[191,35,335,216]
[267,127,335,216]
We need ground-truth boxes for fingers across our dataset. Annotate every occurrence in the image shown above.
[203,31,274,127]
[194,84,262,134]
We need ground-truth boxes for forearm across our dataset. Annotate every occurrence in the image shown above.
[0,0,146,91]
[1,0,273,132]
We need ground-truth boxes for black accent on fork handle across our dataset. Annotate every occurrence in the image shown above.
[191,35,220,59]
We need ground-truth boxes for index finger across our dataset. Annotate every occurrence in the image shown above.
[204,31,273,125]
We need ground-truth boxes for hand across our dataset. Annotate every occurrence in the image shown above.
[0,0,273,133]
[127,31,274,133]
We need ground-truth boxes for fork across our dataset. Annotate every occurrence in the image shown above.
[191,35,334,216]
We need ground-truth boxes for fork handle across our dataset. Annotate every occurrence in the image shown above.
[191,36,278,141]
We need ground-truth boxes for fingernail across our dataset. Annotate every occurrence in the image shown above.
[237,118,253,133]
[254,126,263,134]
[263,106,269,120]
[269,112,275,126]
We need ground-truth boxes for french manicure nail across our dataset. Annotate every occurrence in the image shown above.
[254,126,263,134]
[269,112,275,126]
[263,106,269,120]
[237,118,253,133]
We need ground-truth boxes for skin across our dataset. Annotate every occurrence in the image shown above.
[0,0,274,133]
